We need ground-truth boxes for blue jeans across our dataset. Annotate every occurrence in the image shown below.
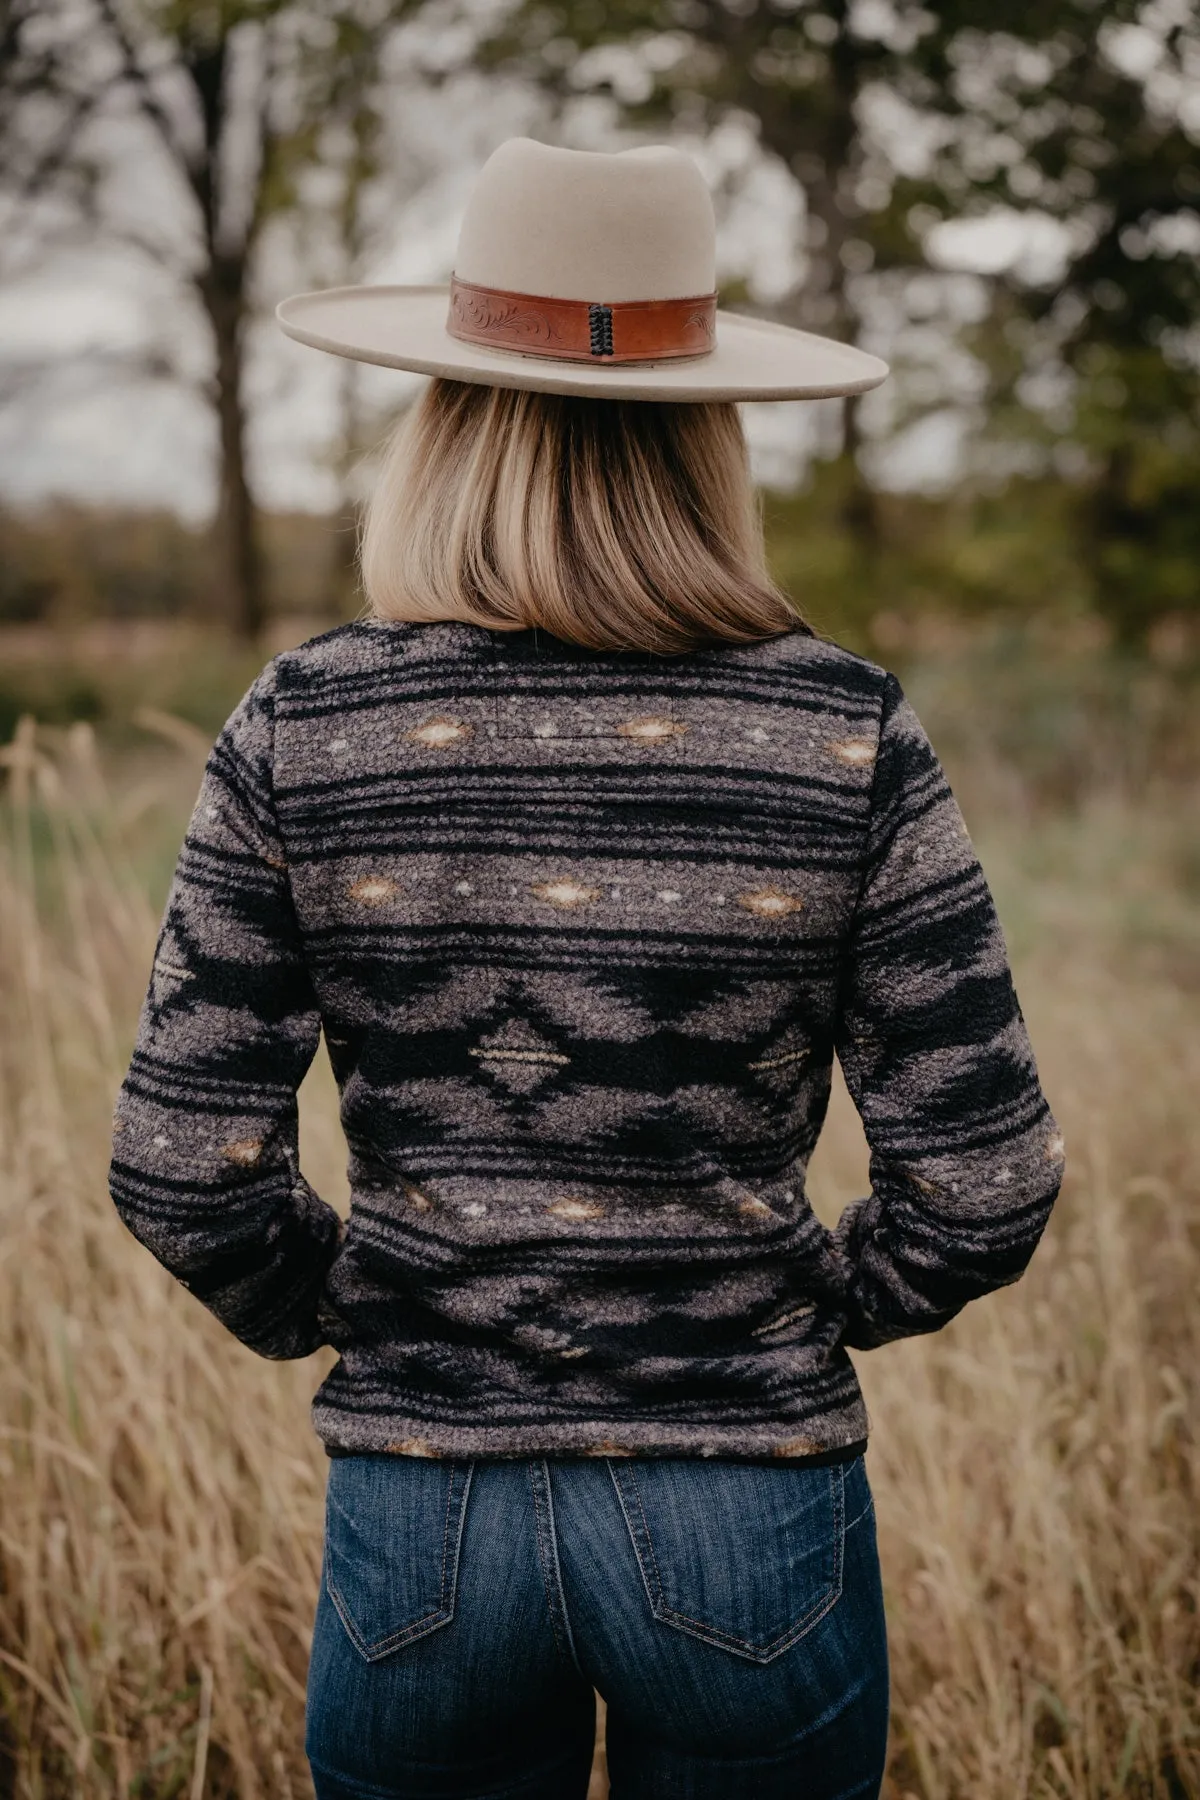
[306,1452,889,1799]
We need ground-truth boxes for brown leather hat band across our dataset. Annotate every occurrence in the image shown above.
[447,276,717,365]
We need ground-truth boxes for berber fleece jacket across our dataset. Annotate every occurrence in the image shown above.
[109,618,1065,1464]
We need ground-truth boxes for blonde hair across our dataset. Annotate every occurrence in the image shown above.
[359,378,805,654]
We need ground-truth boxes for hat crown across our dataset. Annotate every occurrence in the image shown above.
[453,138,717,304]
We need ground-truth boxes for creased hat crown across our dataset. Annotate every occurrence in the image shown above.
[453,138,717,303]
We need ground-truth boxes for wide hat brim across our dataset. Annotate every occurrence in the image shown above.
[276,284,888,402]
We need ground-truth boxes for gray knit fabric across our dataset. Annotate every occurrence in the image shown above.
[109,619,1064,1462]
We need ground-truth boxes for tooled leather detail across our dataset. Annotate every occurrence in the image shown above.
[449,286,564,347]
[447,277,718,365]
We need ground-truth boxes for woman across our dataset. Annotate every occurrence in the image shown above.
[109,139,1064,1799]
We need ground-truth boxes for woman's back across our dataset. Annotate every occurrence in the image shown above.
[111,613,1061,1464]
[110,137,1067,1799]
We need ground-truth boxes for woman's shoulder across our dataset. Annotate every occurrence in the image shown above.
[708,626,894,706]
[265,618,492,692]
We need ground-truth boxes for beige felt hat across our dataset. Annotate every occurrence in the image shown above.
[276,137,888,403]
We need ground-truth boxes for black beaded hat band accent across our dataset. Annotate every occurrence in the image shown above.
[588,304,615,357]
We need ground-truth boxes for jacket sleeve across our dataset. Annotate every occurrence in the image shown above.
[108,662,342,1359]
[829,672,1064,1350]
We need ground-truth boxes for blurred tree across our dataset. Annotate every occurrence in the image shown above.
[910,1,1200,640]
[0,1,96,211]
[478,0,1200,637]
[0,0,416,641]
[309,17,397,609]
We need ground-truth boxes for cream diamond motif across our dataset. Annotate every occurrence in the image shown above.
[826,737,876,767]
[469,1020,571,1094]
[547,1197,606,1221]
[222,1137,263,1166]
[531,878,601,910]
[736,885,804,919]
[348,874,399,905]
[617,716,688,741]
[406,716,473,748]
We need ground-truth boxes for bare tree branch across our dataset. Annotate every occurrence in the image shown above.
[0,341,190,410]
[16,87,104,194]
[91,0,198,187]
[0,0,430,641]
[105,219,200,283]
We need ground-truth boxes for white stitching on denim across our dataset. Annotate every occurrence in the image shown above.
[607,1461,662,1617]
[539,1461,585,1675]
[526,1462,558,1633]
[609,1461,848,1662]
[622,1464,667,1606]
[437,1465,455,1605]
[324,1465,465,1660]
[527,1460,579,1670]
[451,1464,474,1601]
[325,1568,448,1659]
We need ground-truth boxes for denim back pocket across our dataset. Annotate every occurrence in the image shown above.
[323,1455,473,1662]
[608,1459,846,1664]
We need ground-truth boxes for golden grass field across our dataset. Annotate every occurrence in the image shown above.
[0,639,1197,1798]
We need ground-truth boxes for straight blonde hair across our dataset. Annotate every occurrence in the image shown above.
[359,378,805,654]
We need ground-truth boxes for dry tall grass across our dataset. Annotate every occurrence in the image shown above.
[0,701,1197,1798]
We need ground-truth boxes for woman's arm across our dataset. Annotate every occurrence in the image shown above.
[831,673,1065,1350]
[108,663,342,1359]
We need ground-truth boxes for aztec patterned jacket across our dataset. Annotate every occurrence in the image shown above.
[109,619,1065,1463]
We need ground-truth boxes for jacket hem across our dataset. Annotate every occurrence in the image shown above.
[312,1406,871,1467]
